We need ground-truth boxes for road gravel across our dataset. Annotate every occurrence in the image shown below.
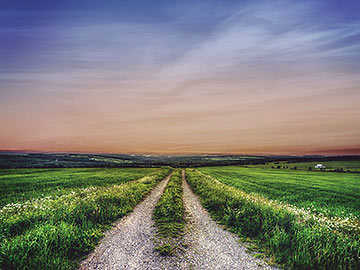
[79,171,280,270]
[181,171,279,270]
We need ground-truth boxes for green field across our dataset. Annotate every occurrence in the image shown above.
[199,166,360,218]
[1,164,359,269]
[0,167,171,269]
[0,168,157,207]
[187,168,360,269]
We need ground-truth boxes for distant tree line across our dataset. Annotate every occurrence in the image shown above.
[0,153,359,169]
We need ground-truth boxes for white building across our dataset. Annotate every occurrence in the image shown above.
[315,164,326,169]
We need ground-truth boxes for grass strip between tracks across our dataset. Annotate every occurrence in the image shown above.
[153,169,185,256]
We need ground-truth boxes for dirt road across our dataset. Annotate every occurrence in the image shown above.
[79,171,279,270]
[181,171,278,270]
[79,174,181,270]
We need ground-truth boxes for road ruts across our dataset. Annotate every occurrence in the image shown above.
[79,171,280,270]
[181,170,280,270]
[79,173,189,270]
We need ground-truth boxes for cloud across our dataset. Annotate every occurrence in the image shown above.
[2,0,360,96]
[158,0,360,82]
[1,0,360,153]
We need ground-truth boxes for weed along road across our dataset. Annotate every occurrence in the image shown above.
[79,170,277,270]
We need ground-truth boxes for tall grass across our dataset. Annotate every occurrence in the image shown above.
[153,170,185,256]
[0,168,172,270]
[185,169,360,270]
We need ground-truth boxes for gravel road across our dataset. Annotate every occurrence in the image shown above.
[79,171,279,270]
[79,174,181,270]
[181,170,279,270]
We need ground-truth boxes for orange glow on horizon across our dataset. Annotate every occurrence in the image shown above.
[1,1,360,154]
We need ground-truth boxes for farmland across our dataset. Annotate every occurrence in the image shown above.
[1,160,359,270]
[0,167,172,269]
[198,166,360,218]
[189,167,360,269]
[0,168,158,206]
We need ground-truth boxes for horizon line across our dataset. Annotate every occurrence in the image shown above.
[1,148,360,156]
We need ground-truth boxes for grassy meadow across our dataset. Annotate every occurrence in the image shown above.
[0,167,158,207]
[187,168,360,269]
[198,166,360,218]
[0,167,172,269]
[1,161,359,270]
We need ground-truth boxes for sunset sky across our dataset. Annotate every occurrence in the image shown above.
[1,0,360,154]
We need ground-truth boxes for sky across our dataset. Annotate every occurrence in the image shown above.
[1,0,360,155]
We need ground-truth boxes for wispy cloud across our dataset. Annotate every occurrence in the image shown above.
[0,0,359,153]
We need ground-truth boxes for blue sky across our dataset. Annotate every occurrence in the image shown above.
[1,0,358,73]
[1,0,360,154]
